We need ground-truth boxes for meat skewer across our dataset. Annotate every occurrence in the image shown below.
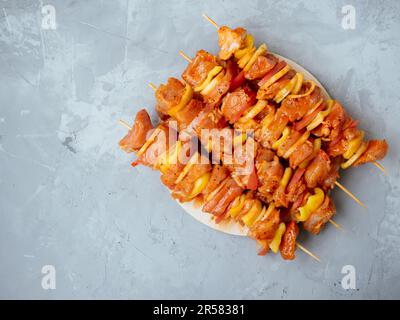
[201,14,387,174]
[177,51,366,210]
[149,76,342,229]
[178,48,386,178]
[180,51,388,180]
[118,116,321,261]
[147,78,344,237]
[116,17,389,263]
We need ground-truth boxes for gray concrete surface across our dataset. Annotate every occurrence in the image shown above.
[0,0,399,299]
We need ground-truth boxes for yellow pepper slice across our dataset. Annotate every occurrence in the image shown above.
[238,47,256,69]
[228,194,247,218]
[189,172,211,198]
[306,99,334,131]
[239,99,268,122]
[341,141,368,169]
[260,111,275,127]
[274,74,298,103]
[259,64,291,89]
[269,222,286,253]
[156,140,182,170]
[256,203,275,223]
[296,188,324,222]
[175,152,199,184]
[243,43,268,72]
[291,72,304,94]
[287,80,315,99]
[168,83,193,117]
[200,70,225,96]
[280,167,293,188]
[343,131,365,159]
[272,126,291,150]
[137,128,162,157]
[233,132,247,146]
[299,138,321,169]
[283,130,311,159]
[235,34,254,59]
[242,199,263,227]
[194,66,223,92]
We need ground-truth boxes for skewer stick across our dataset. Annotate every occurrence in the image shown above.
[329,219,343,231]
[202,13,219,29]
[148,83,157,91]
[179,50,192,63]
[296,243,321,262]
[334,181,366,208]
[372,161,386,174]
[119,119,132,130]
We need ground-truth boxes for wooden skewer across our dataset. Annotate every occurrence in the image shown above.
[179,50,192,63]
[202,13,219,29]
[329,219,343,230]
[372,161,386,174]
[296,243,321,262]
[334,181,366,208]
[148,83,157,91]
[118,119,321,262]
[119,119,132,130]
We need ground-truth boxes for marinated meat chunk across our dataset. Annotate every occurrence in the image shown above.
[257,78,291,100]
[256,155,284,202]
[248,206,280,241]
[354,140,388,166]
[135,125,173,167]
[276,129,302,157]
[119,109,153,152]
[155,78,186,117]
[289,140,314,169]
[221,85,256,123]
[321,161,340,190]
[245,54,278,80]
[280,86,323,122]
[203,60,236,108]
[304,150,331,188]
[256,70,296,100]
[280,221,299,260]
[175,99,205,131]
[286,168,306,203]
[218,26,247,60]
[175,159,212,195]
[258,109,289,148]
[201,165,230,197]
[182,50,219,88]
[203,178,243,216]
[303,196,335,234]
[313,101,345,140]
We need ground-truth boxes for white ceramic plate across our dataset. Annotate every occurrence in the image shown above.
[177,54,331,236]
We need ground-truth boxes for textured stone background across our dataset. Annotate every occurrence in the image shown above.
[0,0,399,299]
